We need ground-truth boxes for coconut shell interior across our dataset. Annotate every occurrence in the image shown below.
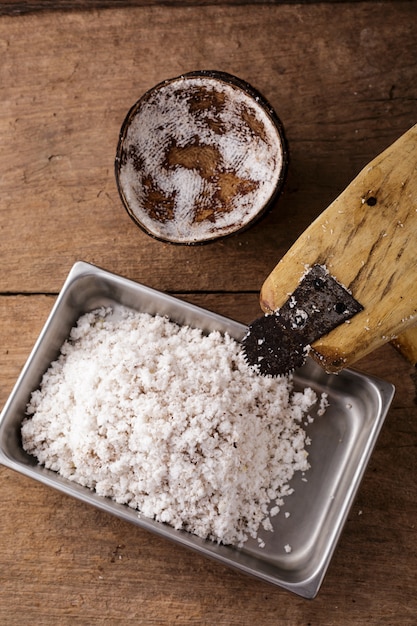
[115,71,288,244]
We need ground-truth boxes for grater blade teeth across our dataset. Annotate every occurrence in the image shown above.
[242,265,364,377]
[242,314,308,377]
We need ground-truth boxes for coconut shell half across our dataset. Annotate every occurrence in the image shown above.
[115,70,288,244]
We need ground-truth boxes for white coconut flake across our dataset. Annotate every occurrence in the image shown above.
[21,306,320,547]
[318,393,329,416]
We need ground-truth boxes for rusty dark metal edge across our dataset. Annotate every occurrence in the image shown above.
[242,265,364,377]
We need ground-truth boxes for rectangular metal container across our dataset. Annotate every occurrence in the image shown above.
[0,262,395,598]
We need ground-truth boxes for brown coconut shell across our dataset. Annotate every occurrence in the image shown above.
[115,70,289,244]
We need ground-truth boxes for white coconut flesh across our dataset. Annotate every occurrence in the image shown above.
[116,73,287,244]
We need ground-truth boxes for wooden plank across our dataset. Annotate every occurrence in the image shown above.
[0,0,397,17]
[1,2,416,622]
[1,3,416,295]
[0,294,416,624]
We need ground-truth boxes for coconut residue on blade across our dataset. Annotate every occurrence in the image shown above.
[21,306,323,547]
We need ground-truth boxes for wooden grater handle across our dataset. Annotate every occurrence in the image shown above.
[260,124,417,372]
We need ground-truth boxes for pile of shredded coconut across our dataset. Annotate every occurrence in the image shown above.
[22,306,319,547]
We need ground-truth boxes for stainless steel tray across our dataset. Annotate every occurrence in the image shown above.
[0,262,395,598]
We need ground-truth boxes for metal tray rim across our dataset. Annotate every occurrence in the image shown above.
[0,261,395,598]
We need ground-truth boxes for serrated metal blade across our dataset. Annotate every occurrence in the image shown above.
[243,265,364,376]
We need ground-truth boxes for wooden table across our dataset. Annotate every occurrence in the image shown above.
[1,1,416,623]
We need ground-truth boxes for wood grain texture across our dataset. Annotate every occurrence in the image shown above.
[0,0,393,17]
[1,3,416,295]
[0,2,416,623]
[392,325,417,365]
[260,124,417,371]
